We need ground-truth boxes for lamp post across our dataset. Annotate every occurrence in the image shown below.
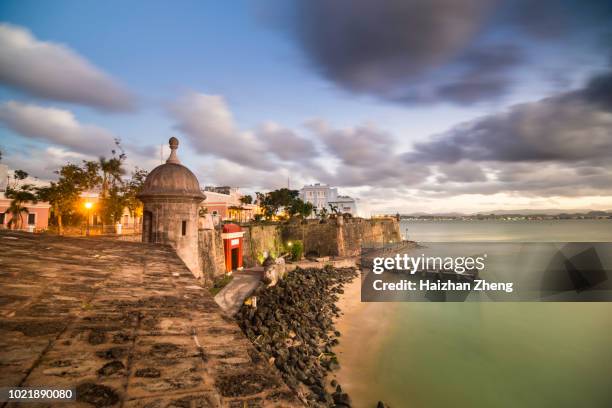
[84,201,93,236]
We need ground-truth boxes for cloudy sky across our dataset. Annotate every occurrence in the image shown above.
[1,0,611,214]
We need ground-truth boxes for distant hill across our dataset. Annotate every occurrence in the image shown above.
[401,209,612,217]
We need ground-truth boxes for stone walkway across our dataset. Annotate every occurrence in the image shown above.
[0,231,301,407]
[214,258,359,318]
[214,269,263,317]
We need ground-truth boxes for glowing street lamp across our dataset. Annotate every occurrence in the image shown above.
[84,201,93,236]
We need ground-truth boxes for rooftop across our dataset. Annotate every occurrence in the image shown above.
[139,137,205,200]
[0,231,300,407]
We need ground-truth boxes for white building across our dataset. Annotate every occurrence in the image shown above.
[331,195,358,215]
[300,183,357,215]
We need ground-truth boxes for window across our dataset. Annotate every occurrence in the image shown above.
[0,212,5,225]
[181,220,187,236]
[28,213,36,225]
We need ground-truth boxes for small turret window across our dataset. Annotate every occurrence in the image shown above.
[181,220,187,236]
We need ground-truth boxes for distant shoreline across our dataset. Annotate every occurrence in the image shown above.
[332,271,398,408]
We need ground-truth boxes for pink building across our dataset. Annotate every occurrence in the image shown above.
[201,186,256,223]
[0,192,50,231]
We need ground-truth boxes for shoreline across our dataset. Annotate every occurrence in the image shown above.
[235,266,358,406]
[331,272,398,408]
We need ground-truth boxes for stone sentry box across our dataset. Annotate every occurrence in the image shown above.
[138,137,205,277]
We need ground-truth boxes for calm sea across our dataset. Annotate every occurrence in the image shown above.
[339,220,612,408]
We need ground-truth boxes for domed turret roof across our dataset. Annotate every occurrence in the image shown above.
[138,137,205,200]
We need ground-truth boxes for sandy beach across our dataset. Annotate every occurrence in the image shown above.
[331,272,399,407]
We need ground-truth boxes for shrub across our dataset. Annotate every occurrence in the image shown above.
[288,240,303,261]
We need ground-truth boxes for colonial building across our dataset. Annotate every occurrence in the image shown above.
[300,183,357,215]
[138,137,205,277]
[0,164,50,231]
[331,195,358,215]
[201,186,256,223]
[0,192,50,231]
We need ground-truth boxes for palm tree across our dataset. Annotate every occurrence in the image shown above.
[99,156,125,197]
[6,201,29,230]
[5,184,37,230]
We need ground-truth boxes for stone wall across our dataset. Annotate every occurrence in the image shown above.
[198,228,226,284]
[142,197,202,278]
[242,224,284,267]
[281,217,401,258]
[196,218,401,281]
[281,221,339,257]
[338,217,402,256]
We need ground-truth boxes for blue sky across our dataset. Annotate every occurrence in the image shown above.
[1,0,611,213]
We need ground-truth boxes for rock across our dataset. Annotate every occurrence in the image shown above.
[235,266,358,407]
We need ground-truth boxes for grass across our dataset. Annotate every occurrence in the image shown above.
[209,274,233,296]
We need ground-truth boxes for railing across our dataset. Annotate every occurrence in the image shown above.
[81,223,142,236]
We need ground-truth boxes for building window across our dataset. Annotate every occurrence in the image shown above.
[0,212,5,225]
[181,220,187,236]
[28,213,36,225]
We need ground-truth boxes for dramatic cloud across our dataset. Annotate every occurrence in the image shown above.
[398,68,612,197]
[435,161,488,183]
[290,0,498,103]
[0,23,134,111]
[0,101,118,155]
[273,0,611,104]
[169,92,320,170]
[1,144,90,180]
[409,73,612,164]
[257,122,317,161]
[307,120,430,187]
[170,67,612,201]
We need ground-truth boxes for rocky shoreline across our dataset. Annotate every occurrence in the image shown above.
[236,265,358,407]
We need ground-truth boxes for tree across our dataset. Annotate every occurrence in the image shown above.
[13,169,28,183]
[5,183,37,230]
[288,198,314,219]
[239,194,253,205]
[256,188,300,220]
[328,203,341,218]
[122,168,148,224]
[316,207,329,222]
[98,139,127,223]
[100,186,126,224]
[36,162,100,234]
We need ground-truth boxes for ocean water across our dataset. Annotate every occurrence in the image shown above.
[338,220,612,408]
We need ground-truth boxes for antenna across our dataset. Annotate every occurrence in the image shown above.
[160,143,163,164]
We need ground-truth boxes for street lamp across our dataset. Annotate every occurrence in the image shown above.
[84,201,93,236]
